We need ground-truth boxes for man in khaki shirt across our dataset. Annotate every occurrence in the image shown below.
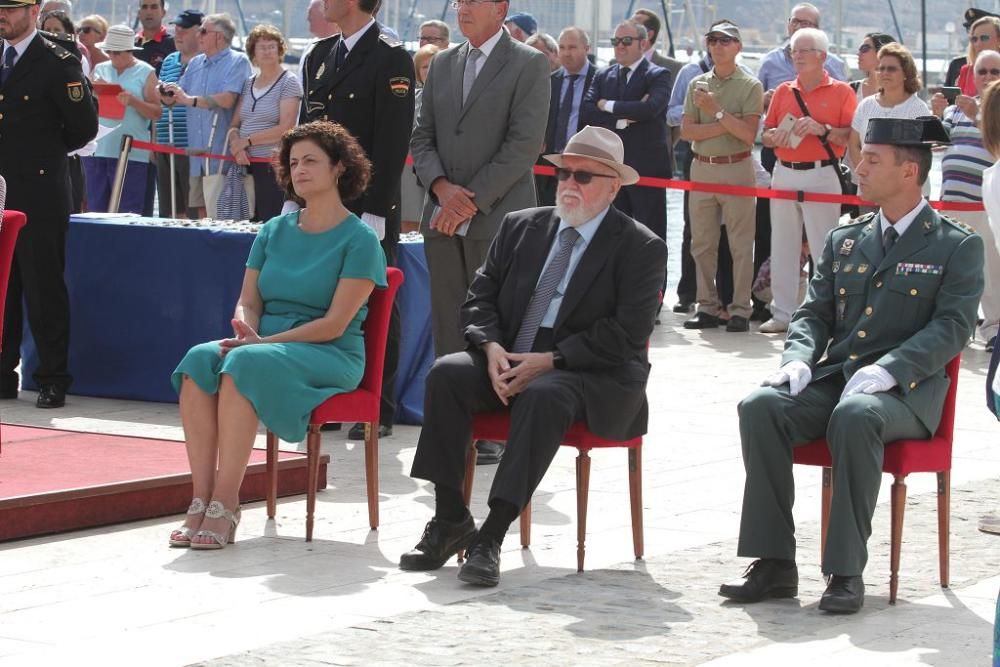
[681,21,763,332]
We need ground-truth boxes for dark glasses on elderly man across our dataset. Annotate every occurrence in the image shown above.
[555,168,617,185]
[707,36,736,45]
[978,67,1000,76]
[610,36,638,47]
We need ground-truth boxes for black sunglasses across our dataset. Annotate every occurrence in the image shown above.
[858,43,874,54]
[978,67,1000,76]
[77,25,97,33]
[707,35,736,45]
[609,36,638,47]
[555,168,617,185]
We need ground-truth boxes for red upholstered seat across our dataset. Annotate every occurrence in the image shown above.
[265,267,404,541]
[793,355,960,604]
[0,210,27,451]
[464,411,643,572]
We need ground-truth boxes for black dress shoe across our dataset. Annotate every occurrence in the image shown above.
[457,536,501,587]
[819,575,865,614]
[683,312,722,329]
[718,559,799,602]
[750,304,772,322]
[672,300,694,314]
[347,423,392,440]
[475,440,504,465]
[399,515,477,571]
[726,315,750,332]
[36,385,66,409]
[320,422,342,432]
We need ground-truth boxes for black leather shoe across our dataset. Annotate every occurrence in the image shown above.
[475,440,504,465]
[36,385,66,409]
[819,575,865,614]
[399,515,477,571]
[726,315,750,332]
[718,559,799,602]
[683,312,722,329]
[347,423,392,440]
[457,536,501,586]
[672,300,694,314]
[750,304,772,322]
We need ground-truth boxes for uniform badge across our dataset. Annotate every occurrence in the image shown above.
[857,264,868,274]
[67,81,84,103]
[839,238,855,255]
[843,264,854,273]
[389,76,411,98]
[832,261,840,272]
[315,62,326,80]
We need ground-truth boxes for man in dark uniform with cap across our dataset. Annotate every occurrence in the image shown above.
[0,0,97,408]
[718,117,984,613]
[300,0,414,440]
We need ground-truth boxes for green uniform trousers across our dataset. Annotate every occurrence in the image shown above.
[736,375,930,575]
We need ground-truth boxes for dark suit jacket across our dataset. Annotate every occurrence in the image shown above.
[580,58,672,178]
[463,206,667,440]
[542,64,597,154]
[300,23,415,238]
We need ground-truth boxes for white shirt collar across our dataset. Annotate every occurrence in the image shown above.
[618,55,644,71]
[879,198,928,240]
[4,29,37,60]
[470,27,504,59]
[342,18,376,53]
[643,46,656,61]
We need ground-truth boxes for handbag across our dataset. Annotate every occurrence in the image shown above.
[205,128,255,220]
[790,88,859,217]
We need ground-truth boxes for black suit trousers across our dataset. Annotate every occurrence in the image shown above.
[380,236,400,426]
[410,350,586,510]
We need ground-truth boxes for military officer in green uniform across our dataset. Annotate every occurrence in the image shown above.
[300,0,414,439]
[0,0,97,409]
[719,116,984,614]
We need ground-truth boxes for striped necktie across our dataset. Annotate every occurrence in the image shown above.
[512,227,581,353]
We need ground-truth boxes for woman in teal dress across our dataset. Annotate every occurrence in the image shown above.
[169,122,387,549]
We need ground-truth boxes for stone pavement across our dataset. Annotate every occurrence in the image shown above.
[2,309,998,667]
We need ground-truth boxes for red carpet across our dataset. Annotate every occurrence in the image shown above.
[0,425,327,542]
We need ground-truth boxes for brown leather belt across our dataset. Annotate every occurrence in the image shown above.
[694,151,751,165]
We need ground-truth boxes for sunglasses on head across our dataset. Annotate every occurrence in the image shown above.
[978,67,1000,76]
[555,168,617,185]
[706,35,736,45]
[610,36,638,47]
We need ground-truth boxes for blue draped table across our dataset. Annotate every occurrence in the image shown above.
[21,217,433,424]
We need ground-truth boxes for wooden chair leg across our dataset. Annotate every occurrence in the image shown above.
[576,449,591,572]
[305,426,321,542]
[820,467,832,559]
[628,446,643,560]
[937,470,950,589]
[265,431,278,519]
[458,439,477,562]
[889,473,907,604]
[364,421,379,530]
[520,501,531,548]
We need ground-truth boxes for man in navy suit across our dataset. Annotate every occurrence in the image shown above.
[581,19,672,243]
[537,26,595,206]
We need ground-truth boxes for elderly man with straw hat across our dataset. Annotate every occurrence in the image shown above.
[398,125,667,587]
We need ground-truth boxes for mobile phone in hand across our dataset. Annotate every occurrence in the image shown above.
[941,86,961,104]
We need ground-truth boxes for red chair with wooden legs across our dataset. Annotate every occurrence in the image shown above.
[463,411,643,572]
[793,354,961,604]
[265,267,403,541]
[0,209,27,451]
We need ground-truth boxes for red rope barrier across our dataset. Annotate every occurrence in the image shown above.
[136,142,985,213]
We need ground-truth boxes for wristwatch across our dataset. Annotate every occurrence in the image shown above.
[714,110,725,120]
[821,122,832,142]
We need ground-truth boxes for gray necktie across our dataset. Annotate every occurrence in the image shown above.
[462,48,482,106]
[513,227,581,353]
[883,225,899,255]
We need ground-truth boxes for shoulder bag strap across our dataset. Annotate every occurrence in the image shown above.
[791,86,838,163]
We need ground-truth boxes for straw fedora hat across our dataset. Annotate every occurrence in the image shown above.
[96,24,144,52]
[543,126,640,186]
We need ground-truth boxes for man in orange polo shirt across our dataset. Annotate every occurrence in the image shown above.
[759,28,855,333]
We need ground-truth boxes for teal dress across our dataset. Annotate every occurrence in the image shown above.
[172,211,388,442]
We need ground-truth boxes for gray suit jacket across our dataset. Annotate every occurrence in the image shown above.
[410,30,551,241]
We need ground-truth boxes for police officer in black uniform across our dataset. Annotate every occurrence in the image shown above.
[0,0,98,408]
[301,0,415,439]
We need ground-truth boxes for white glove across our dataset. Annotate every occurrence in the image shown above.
[841,364,897,400]
[762,360,812,396]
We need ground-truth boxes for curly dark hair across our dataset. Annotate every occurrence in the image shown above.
[41,10,75,36]
[275,121,372,204]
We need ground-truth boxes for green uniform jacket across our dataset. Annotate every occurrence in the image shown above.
[782,204,984,433]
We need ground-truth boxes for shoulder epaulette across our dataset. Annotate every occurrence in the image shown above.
[39,31,76,60]
[842,211,877,227]
[941,214,975,235]
[379,33,403,48]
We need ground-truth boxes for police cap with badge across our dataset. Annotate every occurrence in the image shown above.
[965,7,1000,30]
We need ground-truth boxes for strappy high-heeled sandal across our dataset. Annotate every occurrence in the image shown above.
[190,501,241,550]
[169,498,208,547]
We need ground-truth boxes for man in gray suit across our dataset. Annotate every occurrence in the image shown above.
[410,0,550,359]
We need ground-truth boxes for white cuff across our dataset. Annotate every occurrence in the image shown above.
[361,212,386,240]
[605,100,616,113]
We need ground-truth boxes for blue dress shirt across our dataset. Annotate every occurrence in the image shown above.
[538,207,608,327]
[757,43,848,90]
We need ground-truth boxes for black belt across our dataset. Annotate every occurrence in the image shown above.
[780,158,838,170]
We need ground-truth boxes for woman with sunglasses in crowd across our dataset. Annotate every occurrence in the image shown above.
[959,16,1000,96]
[77,14,109,68]
[849,32,895,102]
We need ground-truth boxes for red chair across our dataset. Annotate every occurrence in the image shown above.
[0,210,27,451]
[463,411,643,572]
[265,267,403,541]
[793,355,961,604]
